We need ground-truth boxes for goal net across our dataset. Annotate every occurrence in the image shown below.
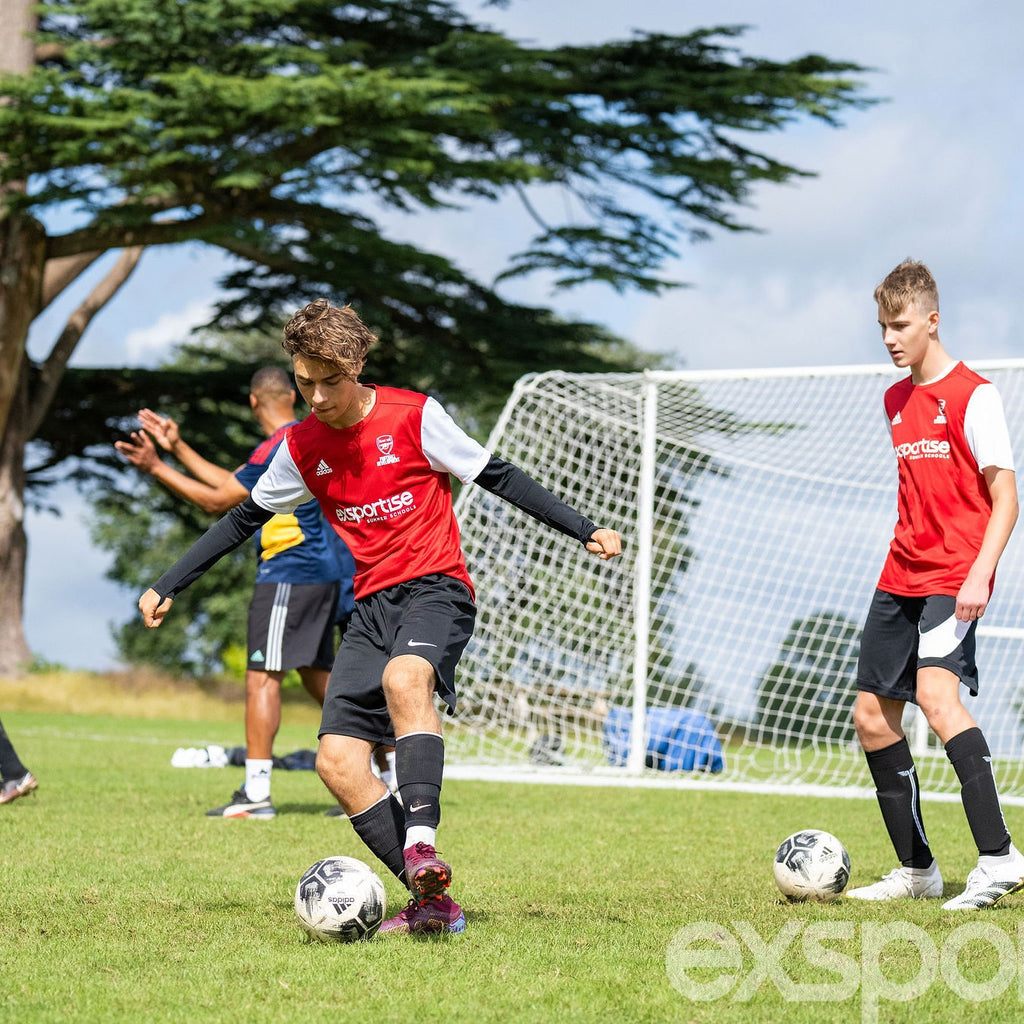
[447,362,1024,801]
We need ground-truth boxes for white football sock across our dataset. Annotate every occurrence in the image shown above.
[405,825,436,849]
[245,758,273,802]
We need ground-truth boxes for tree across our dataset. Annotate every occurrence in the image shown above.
[754,611,862,746]
[87,333,289,677]
[0,0,873,673]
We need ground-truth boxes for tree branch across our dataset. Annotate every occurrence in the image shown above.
[45,210,219,260]
[40,251,106,310]
[512,182,553,235]
[28,246,145,436]
[34,42,64,62]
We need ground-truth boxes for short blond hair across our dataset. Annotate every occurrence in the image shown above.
[874,260,939,317]
[282,298,377,379]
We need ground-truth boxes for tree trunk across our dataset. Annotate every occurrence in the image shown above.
[0,0,37,445]
[0,364,32,675]
[0,0,36,72]
[0,216,44,677]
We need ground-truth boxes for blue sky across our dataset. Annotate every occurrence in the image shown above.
[24,0,1024,669]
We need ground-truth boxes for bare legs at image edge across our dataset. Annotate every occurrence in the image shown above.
[0,718,38,805]
[848,664,1024,909]
[317,655,466,936]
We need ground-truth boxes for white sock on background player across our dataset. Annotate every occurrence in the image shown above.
[245,758,273,802]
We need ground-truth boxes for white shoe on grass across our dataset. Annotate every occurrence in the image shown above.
[847,861,943,900]
[0,771,37,805]
[942,845,1024,910]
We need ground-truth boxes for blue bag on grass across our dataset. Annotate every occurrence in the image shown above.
[603,706,724,773]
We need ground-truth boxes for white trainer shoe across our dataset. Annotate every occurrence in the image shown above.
[847,861,943,901]
[942,846,1024,910]
[0,771,37,805]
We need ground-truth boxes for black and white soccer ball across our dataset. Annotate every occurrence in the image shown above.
[294,855,387,942]
[773,830,850,902]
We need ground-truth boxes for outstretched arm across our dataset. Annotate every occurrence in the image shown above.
[116,428,249,514]
[137,408,234,488]
[116,409,247,513]
[138,497,275,628]
[472,456,622,559]
[418,397,622,557]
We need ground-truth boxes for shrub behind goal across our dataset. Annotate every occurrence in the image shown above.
[449,363,1024,800]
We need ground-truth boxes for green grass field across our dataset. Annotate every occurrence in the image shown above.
[2,682,1024,1023]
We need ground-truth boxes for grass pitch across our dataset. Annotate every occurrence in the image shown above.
[2,687,1024,1023]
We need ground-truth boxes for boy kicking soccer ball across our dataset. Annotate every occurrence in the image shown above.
[137,297,621,934]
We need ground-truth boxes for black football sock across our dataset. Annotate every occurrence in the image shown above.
[395,732,444,833]
[349,793,408,884]
[865,738,933,869]
[945,727,1011,858]
[0,719,27,781]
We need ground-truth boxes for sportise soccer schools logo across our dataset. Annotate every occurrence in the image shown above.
[893,438,951,460]
[335,489,414,525]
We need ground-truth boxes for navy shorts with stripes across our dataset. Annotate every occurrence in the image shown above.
[246,580,338,673]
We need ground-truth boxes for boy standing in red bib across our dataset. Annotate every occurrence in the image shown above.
[848,260,1024,909]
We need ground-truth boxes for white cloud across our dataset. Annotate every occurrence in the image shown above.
[122,297,217,365]
[636,276,877,371]
[610,80,1024,371]
[384,1,1024,373]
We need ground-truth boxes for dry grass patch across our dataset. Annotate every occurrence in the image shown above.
[0,667,321,726]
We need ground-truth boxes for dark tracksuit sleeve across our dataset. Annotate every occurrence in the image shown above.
[471,455,598,546]
[151,497,275,600]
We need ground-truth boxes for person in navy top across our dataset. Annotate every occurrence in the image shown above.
[117,366,363,818]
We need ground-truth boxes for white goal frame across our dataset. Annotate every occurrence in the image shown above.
[447,362,1024,804]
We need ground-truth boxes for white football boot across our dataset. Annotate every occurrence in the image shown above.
[847,860,943,900]
[942,845,1024,910]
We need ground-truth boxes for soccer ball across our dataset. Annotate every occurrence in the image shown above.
[773,830,850,902]
[294,855,387,942]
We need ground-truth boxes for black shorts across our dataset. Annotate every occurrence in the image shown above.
[318,574,477,746]
[246,581,338,673]
[856,590,979,702]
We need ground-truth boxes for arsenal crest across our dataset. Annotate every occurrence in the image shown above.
[375,434,400,467]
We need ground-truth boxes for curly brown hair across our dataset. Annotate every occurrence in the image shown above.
[282,298,377,379]
[874,260,939,318]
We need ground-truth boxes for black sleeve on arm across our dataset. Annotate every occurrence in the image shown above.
[472,455,598,546]
[151,497,274,600]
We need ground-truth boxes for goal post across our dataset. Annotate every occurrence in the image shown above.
[447,362,1024,802]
